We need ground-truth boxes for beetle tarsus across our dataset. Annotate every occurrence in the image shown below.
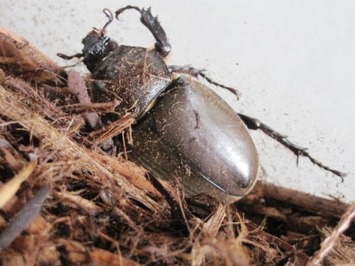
[115,6,171,57]
[238,113,346,180]
[169,65,241,99]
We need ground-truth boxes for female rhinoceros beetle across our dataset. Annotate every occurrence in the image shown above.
[58,6,345,203]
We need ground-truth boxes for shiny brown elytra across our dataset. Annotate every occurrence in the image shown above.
[57,6,345,203]
[131,76,259,202]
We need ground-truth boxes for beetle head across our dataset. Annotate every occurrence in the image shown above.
[81,8,118,72]
[57,9,118,72]
[81,29,118,72]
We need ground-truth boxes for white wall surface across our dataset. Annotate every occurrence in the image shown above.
[1,1,354,203]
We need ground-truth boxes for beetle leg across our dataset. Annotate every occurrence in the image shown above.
[115,6,171,57]
[57,52,83,60]
[238,113,346,179]
[169,65,241,99]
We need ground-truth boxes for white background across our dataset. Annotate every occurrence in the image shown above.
[1,1,354,203]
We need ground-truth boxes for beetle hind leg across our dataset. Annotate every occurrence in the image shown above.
[169,65,241,99]
[115,6,171,57]
[238,113,346,179]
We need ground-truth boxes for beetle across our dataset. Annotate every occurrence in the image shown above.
[58,6,345,203]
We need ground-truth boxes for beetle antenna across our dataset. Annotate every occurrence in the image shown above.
[102,8,114,32]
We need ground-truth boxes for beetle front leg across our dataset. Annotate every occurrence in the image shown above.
[238,113,346,179]
[115,6,171,57]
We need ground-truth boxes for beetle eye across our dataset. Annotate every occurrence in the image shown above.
[106,39,119,53]
[101,36,118,53]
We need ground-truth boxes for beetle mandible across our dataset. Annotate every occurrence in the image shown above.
[58,6,345,203]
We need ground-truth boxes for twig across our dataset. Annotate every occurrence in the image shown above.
[307,204,355,265]
[0,186,50,251]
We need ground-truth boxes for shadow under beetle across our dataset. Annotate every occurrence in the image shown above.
[58,6,345,203]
